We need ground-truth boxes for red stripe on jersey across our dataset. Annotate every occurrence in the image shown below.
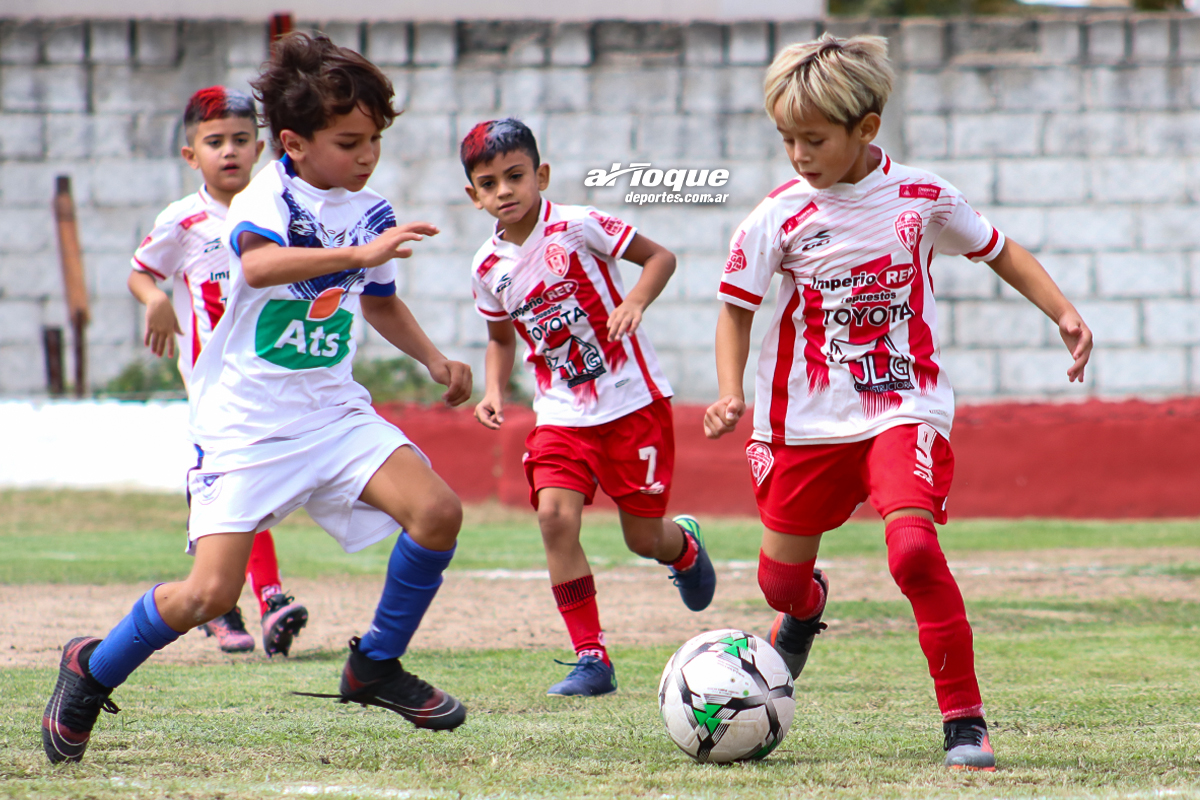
[477,253,501,278]
[800,283,830,396]
[544,220,568,236]
[718,282,763,306]
[480,307,509,319]
[566,252,627,371]
[200,279,224,328]
[769,286,804,443]
[183,274,202,366]
[964,227,1000,260]
[133,257,167,280]
[180,211,208,230]
[906,233,939,392]
[543,201,552,222]
[882,153,892,174]
[768,179,800,199]
[513,320,552,391]
[610,225,633,257]
[781,202,819,236]
[592,254,660,399]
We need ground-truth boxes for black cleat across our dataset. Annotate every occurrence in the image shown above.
[767,568,829,680]
[944,717,996,770]
[261,594,308,657]
[42,637,119,764]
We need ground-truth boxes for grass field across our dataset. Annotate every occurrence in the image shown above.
[1,490,1199,799]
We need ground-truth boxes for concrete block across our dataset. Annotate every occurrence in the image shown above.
[89,160,181,208]
[0,343,46,394]
[320,22,362,53]
[510,35,547,68]
[1044,206,1135,250]
[89,21,131,64]
[1131,17,1171,63]
[0,208,54,254]
[996,67,1083,111]
[951,113,1039,158]
[775,22,819,55]
[76,207,147,253]
[1091,157,1187,203]
[1086,66,1174,111]
[909,159,994,204]
[904,69,995,113]
[405,67,458,113]
[635,114,722,160]
[931,254,999,300]
[1073,300,1140,345]
[1,22,41,65]
[87,251,141,296]
[940,349,998,394]
[414,23,456,66]
[1093,346,1186,392]
[1096,251,1185,297]
[680,343,722,401]
[407,299,458,346]
[983,205,1045,250]
[87,297,138,346]
[997,159,1087,205]
[955,301,1047,346]
[682,67,725,114]
[544,113,635,161]
[643,302,720,349]
[0,299,41,344]
[225,22,267,67]
[367,22,411,66]
[675,251,724,300]
[1,65,88,113]
[498,69,544,113]
[380,114,453,163]
[402,157,471,206]
[91,65,184,114]
[684,23,723,66]
[1144,299,1200,345]
[0,161,92,208]
[636,206,728,253]
[1180,16,1200,60]
[408,252,471,299]
[902,20,947,67]
[726,65,768,114]
[723,113,781,160]
[132,113,182,159]
[999,251,1092,299]
[1087,19,1127,63]
[1140,111,1200,156]
[728,22,769,66]
[1142,206,1200,249]
[719,159,774,206]
[135,21,178,67]
[0,113,44,159]
[455,303,490,348]
[1043,111,1138,156]
[550,23,591,67]
[592,66,679,113]
[999,348,1089,394]
[455,69,498,113]
[541,68,590,113]
[1038,19,1082,64]
[905,115,949,159]
[0,251,63,297]
[44,22,85,64]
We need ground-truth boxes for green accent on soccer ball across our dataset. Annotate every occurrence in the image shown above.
[751,739,781,760]
[718,635,750,657]
[692,703,725,735]
[255,299,354,370]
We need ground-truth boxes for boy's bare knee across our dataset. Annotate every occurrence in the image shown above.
[185,578,242,625]
[408,492,462,550]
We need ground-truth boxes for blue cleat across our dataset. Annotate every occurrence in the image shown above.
[669,515,717,612]
[546,656,617,697]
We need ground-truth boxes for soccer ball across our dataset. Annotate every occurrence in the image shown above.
[658,628,795,763]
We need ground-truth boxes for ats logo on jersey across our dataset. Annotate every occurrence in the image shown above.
[255,299,354,370]
[589,211,625,236]
[542,280,578,304]
[894,211,922,253]
[545,243,570,277]
[746,442,774,486]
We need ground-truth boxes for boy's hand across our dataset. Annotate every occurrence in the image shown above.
[1059,311,1093,382]
[427,357,472,407]
[356,223,440,269]
[144,294,181,358]
[607,300,645,340]
[474,392,505,430]
[703,395,746,439]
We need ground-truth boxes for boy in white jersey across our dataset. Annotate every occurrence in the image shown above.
[464,118,717,697]
[43,33,471,764]
[128,86,309,658]
[704,35,1093,770]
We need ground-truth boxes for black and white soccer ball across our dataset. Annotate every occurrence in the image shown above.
[658,628,795,763]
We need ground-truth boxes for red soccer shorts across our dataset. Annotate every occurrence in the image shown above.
[524,398,675,518]
[747,422,954,536]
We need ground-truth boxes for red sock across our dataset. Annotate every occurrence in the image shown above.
[660,522,698,572]
[757,551,825,619]
[246,530,283,616]
[885,516,984,721]
[552,575,609,666]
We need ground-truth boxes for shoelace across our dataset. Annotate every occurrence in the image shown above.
[61,691,120,729]
[944,723,986,750]
[384,666,435,705]
[222,606,249,633]
[266,594,296,613]
[553,658,605,674]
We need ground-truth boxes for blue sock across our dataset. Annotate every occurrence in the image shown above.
[358,532,455,661]
[88,587,183,689]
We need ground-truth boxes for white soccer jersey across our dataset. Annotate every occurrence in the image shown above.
[131,186,231,386]
[720,147,1005,445]
[188,157,399,451]
[471,199,673,427]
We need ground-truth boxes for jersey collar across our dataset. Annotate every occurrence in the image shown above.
[491,197,552,253]
[817,145,891,198]
[197,184,228,218]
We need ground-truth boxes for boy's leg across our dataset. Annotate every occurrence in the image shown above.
[619,511,715,612]
[246,530,283,613]
[247,529,310,657]
[760,527,829,678]
[43,532,254,763]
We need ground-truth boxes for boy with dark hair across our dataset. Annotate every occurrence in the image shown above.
[705,34,1093,770]
[43,33,471,764]
[464,118,717,697]
[128,86,309,658]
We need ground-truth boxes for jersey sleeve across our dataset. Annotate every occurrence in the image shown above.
[935,195,1006,263]
[226,175,288,258]
[718,213,780,310]
[363,260,397,297]
[131,209,184,281]
[582,207,637,259]
[471,254,509,321]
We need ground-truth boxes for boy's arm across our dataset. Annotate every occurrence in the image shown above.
[127,270,181,358]
[986,240,1093,382]
[474,320,517,430]
[607,233,677,341]
[238,222,438,288]
[704,303,755,439]
[360,294,472,406]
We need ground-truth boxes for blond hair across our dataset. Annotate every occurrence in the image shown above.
[764,34,894,130]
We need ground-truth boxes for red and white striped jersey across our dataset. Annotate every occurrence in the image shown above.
[131,186,230,387]
[720,147,1005,445]
[472,199,673,427]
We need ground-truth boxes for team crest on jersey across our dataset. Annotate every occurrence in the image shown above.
[746,442,774,486]
[545,243,570,277]
[725,230,747,273]
[191,472,223,504]
[894,211,922,253]
[590,211,624,236]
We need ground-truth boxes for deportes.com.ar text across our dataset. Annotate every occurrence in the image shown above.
[625,192,730,206]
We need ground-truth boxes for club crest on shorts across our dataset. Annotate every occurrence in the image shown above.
[894,211,922,253]
[746,442,775,486]
[191,472,223,504]
[545,243,570,277]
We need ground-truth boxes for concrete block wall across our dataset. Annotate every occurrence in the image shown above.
[1,14,1198,402]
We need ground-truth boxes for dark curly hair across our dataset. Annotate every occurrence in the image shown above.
[250,32,397,144]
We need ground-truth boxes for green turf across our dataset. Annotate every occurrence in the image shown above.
[1,490,1197,585]
[3,598,1199,799]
